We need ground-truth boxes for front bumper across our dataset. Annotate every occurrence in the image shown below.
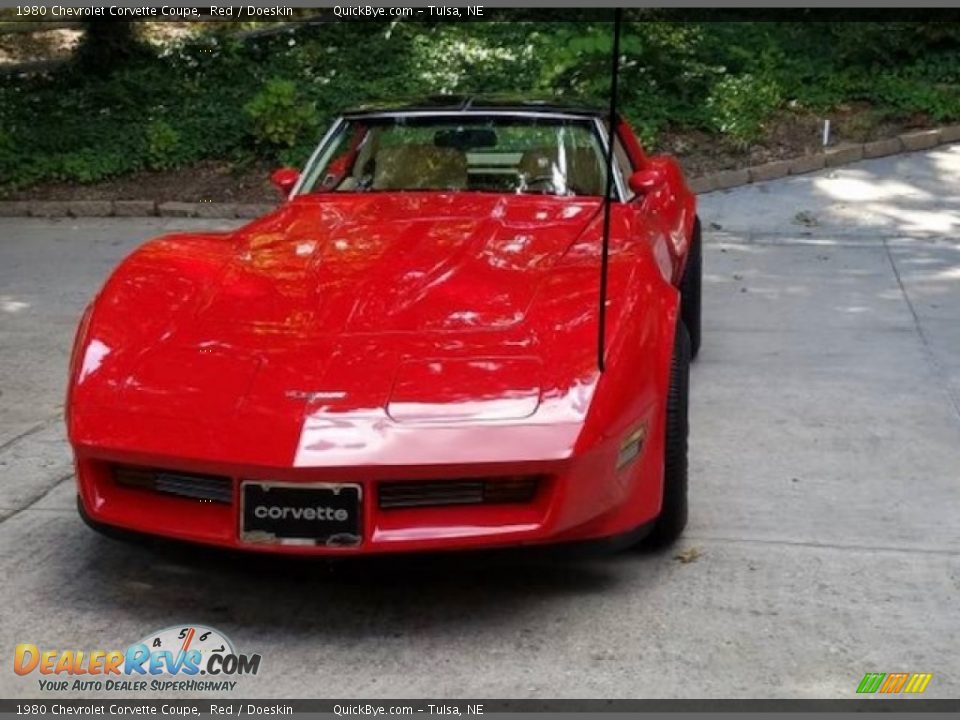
[73,442,663,556]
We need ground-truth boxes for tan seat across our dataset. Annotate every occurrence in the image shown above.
[372,145,468,190]
[518,147,558,180]
[518,147,607,196]
[568,147,606,196]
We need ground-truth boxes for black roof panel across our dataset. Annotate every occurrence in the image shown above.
[343,94,607,117]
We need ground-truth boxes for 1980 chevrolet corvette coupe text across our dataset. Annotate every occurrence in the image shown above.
[67,97,701,555]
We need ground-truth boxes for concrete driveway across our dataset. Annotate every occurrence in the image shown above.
[1,145,958,699]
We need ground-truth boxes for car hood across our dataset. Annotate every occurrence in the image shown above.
[70,193,610,466]
[200,193,600,335]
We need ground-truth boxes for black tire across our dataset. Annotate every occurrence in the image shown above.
[642,320,690,548]
[680,217,702,359]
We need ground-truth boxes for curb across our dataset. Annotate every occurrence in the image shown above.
[0,199,279,220]
[2,125,959,218]
[693,125,959,195]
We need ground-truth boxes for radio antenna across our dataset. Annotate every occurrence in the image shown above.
[598,8,623,372]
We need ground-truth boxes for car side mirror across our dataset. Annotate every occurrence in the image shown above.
[270,167,300,197]
[628,168,666,195]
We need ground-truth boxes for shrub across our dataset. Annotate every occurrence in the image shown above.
[145,120,181,170]
[245,78,319,150]
[2,18,959,193]
[706,73,782,146]
[58,147,139,184]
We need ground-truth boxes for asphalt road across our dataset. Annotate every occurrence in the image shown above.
[1,145,959,699]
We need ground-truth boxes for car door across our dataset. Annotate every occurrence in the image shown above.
[616,120,693,286]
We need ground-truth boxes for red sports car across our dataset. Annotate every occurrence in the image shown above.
[68,97,701,555]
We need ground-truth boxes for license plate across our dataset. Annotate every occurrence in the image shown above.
[240,482,362,546]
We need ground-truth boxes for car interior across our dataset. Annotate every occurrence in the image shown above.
[317,122,610,196]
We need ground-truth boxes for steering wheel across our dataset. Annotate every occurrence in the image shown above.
[521,175,558,194]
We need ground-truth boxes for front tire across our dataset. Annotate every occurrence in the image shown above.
[680,218,702,359]
[642,320,690,548]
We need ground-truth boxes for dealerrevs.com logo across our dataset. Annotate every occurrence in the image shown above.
[14,625,261,693]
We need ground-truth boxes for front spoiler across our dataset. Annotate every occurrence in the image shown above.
[76,495,655,560]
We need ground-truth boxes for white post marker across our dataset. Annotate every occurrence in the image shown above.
[822,119,831,147]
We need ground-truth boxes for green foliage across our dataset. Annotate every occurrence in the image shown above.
[59,147,135,183]
[822,22,960,65]
[707,74,782,146]
[245,78,319,148]
[145,120,182,170]
[1,18,959,192]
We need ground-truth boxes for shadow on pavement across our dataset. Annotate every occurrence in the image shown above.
[60,529,668,641]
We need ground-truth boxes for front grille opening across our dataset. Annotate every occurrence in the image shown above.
[379,476,540,510]
[114,466,233,504]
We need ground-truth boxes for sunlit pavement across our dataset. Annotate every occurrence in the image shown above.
[1,145,958,699]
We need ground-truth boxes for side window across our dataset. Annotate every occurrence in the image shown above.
[614,136,636,201]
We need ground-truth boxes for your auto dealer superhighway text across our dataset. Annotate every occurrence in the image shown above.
[30,6,293,18]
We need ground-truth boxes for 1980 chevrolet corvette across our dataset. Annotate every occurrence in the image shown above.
[67,97,701,555]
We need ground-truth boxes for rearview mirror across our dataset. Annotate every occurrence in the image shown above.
[434,128,498,150]
[628,168,666,195]
[270,167,301,196]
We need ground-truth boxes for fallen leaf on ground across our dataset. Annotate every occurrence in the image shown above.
[675,547,702,564]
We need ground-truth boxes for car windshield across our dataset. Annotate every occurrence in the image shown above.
[297,115,609,197]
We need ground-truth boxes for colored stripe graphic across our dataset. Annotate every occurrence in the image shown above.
[880,673,909,693]
[857,672,932,694]
[857,673,886,694]
[904,674,933,694]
